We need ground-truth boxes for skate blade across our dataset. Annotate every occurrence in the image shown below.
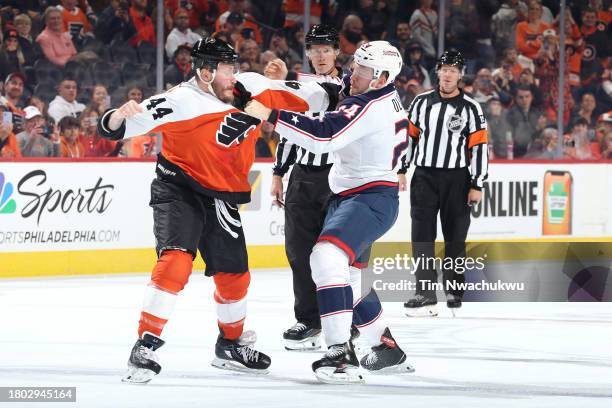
[314,366,364,384]
[122,367,156,384]
[283,335,322,351]
[211,357,269,375]
[404,305,438,317]
[364,361,416,375]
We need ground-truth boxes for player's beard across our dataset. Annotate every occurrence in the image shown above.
[213,82,235,104]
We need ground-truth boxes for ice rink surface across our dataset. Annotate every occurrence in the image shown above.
[2,269,612,408]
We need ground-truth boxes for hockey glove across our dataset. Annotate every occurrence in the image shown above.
[232,81,252,111]
[319,82,342,111]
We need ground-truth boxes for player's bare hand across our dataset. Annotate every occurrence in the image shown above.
[245,100,272,121]
[264,58,288,80]
[398,174,408,191]
[467,188,482,206]
[109,100,143,130]
[270,175,284,208]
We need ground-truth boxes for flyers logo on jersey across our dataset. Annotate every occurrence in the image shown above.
[216,112,261,147]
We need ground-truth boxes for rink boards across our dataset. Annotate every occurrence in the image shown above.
[0,160,611,277]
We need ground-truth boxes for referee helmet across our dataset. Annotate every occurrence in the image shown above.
[436,50,466,75]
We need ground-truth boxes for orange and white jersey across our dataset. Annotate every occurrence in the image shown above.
[99,74,332,203]
[237,72,336,113]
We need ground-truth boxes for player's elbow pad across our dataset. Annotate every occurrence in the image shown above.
[97,108,126,141]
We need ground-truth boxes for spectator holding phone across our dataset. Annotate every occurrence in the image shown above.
[0,101,20,158]
[16,105,60,157]
[79,107,120,157]
[95,0,137,45]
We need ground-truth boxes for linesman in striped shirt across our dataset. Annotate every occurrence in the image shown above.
[401,50,489,317]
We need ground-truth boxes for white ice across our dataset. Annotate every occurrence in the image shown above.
[1,269,612,408]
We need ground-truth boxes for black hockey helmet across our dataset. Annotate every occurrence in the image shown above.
[305,24,339,49]
[436,49,465,72]
[191,37,238,71]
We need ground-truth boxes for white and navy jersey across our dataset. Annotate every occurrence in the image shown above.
[403,89,489,189]
[272,72,345,175]
[268,84,411,194]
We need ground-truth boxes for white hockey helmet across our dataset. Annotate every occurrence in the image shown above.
[353,41,403,86]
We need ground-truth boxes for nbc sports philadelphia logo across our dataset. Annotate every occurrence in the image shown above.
[0,172,17,214]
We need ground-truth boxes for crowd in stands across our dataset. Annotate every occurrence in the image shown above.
[0,0,610,160]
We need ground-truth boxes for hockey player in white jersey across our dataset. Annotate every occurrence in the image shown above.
[244,41,416,384]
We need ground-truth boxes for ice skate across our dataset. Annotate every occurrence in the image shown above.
[312,341,364,384]
[283,322,322,351]
[360,328,415,374]
[404,294,438,317]
[122,333,165,384]
[212,335,271,374]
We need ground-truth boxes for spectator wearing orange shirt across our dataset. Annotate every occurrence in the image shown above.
[59,116,85,158]
[579,7,609,84]
[516,1,550,60]
[501,47,528,80]
[0,102,20,158]
[36,7,77,67]
[283,0,322,28]
[129,0,156,47]
[58,0,92,41]
[534,29,574,127]
[215,0,262,44]
[164,0,208,30]
[589,0,612,24]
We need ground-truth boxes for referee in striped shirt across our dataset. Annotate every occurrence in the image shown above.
[401,50,489,317]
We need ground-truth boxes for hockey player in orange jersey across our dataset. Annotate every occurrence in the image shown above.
[97,37,336,383]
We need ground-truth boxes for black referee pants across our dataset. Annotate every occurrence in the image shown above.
[410,166,471,301]
[284,164,332,329]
